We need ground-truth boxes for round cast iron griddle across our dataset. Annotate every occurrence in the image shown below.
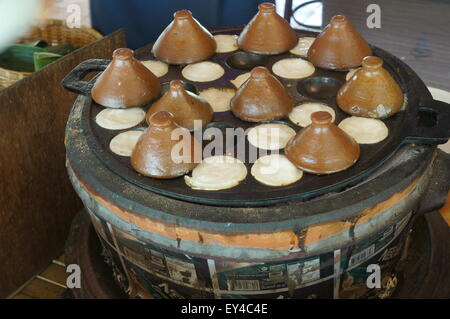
[62,28,450,207]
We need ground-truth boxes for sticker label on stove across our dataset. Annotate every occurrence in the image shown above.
[165,257,199,286]
[112,230,212,290]
[215,256,324,294]
[287,258,321,286]
[349,245,376,268]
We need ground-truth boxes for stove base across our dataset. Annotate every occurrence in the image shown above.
[64,210,450,299]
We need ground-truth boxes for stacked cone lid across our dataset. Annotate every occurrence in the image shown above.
[146,80,214,131]
[238,2,298,55]
[231,66,294,122]
[308,15,372,70]
[91,48,162,108]
[152,10,217,65]
[131,111,201,179]
[337,56,405,118]
[285,112,360,174]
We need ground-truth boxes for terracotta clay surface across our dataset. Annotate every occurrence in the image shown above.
[308,15,372,70]
[146,80,213,131]
[285,111,360,174]
[91,48,161,108]
[152,10,217,65]
[131,111,201,179]
[231,67,294,122]
[337,56,405,118]
[238,2,298,55]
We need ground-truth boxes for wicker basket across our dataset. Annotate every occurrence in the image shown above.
[0,19,103,89]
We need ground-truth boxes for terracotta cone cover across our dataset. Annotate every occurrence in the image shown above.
[92,48,162,108]
[146,80,214,131]
[337,56,405,118]
[238,2,298,55]
[285,111,360,174]
[231,67,294,122]
[131,111,201,179]
[152,10,216,65]
[308,15,372,70]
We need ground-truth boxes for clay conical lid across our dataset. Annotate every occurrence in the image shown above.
[92,48,161,108]
[238,2,298,55]
[146,80,214,131]
[285,112,360,174]
[231,67,294,122]
[131,111,201,179]
[337,56,404,118]
[152,10,216,65]
[308,15,372,70]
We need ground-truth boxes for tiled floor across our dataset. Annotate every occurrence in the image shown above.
[10,256,67,299]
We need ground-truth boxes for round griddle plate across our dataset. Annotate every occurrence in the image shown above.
[62,28,450,207]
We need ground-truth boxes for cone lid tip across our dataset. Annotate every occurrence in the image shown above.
[150,111,174,126]
[331,15,349,26]
[174,10,192,19]
[251,66,269,79]
[170,80,185,90]
[113,48,134,60]
[362,56,383,69]
[259,2,276,12]
[311,111,333,125]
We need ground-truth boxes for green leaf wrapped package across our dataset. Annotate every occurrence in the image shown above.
[33,52,63,71]
[0,42,78,72]
[0,44,47,72]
